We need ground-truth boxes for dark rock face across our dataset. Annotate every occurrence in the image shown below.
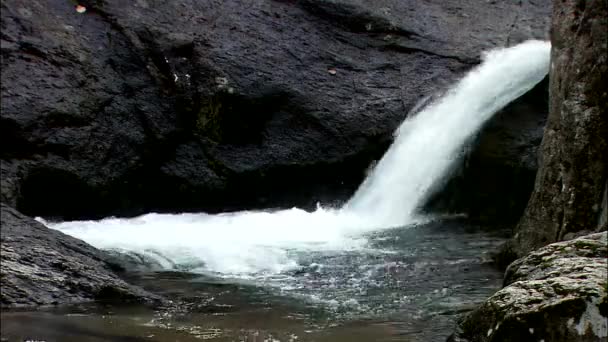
[1,0,551,220]
[507,0,608,259]
[0,203,160,307]
[450,232,608,342]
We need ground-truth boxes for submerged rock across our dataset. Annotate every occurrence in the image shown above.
[1,0,550,220]
[0,204,161,307]
[450,232,608,342]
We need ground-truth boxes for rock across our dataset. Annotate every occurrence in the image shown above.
[450,232,608,342]
[0,203,161,307]
[507,0,608,259]
[1,0,551,220]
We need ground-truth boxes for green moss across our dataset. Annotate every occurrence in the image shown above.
[571,240,605,256]
[573,240,593,249]
[205,154,231,177]
[196,96,224,141]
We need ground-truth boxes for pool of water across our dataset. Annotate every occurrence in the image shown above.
[1,219,507,342]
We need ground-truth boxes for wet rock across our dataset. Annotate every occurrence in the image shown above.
[0,203,161,307]
[450,232,608,342]
[507,0,608,258]
[1,0,551,220]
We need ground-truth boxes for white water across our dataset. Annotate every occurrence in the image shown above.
[42,40,551,277]
[344,40,551,226]
[41,209,377,275]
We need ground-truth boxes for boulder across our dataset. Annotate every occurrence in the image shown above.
[1,0,551,220]
[450,232,608,342]
[0,203,160,307]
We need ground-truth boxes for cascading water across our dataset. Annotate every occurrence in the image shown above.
[344,40,551,227]
[41,40,551,281]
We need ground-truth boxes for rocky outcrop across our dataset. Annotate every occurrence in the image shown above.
[0,203,160,307]
[506,0,608,259]
[1,0,551,220]
[450,232,608,342]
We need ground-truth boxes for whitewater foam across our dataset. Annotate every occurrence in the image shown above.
[40,209,373,275]
[42,40,551,277]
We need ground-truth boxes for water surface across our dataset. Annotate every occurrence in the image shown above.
[1,219,507,342]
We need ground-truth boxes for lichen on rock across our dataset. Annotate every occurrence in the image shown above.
[450,232,608,342]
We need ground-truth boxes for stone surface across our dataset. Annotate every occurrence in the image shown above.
[1,0,551,220]
[507,0,608,258]
[450,232,608,342]
[0,203,161,307]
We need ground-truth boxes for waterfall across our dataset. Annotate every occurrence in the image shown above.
[344,40,551,227]
[41,40,551,276]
